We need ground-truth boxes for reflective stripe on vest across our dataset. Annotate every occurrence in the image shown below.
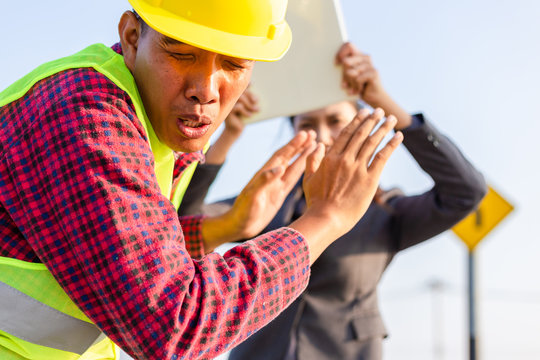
[0,282,101,354]
[0,43,201,359]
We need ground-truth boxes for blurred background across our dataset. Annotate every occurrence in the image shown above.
[2,1,539,359]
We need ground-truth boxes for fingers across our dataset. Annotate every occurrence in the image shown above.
[327,108,400,169]
[327,108,376,155]
[236,90,259,114]
[305,143,325,179]
[229,92,259,120]
[264,165,285,182]
[341,108,387,161]
[280,139,318,185]
[335,42,359,65]
[368,131,403,176]
[227,88,260,125]
[243,89,259,110]
[259,130,315,172]
[358,114,397,162]
[230,101,253,120]
[343,62,374,82]
[353,69,378,88]
[342,54,371,69]
[341,55,375,94]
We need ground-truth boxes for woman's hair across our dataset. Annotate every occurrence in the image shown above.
[288,115,296,126]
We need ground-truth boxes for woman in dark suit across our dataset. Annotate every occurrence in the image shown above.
[179,43,487,360]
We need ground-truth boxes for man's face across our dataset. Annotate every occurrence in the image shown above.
[131,26,254,153]
[293,101,357,151]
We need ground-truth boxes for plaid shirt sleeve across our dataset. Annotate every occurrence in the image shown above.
[178,214,206,259]
[0,68,311,360]
[171,152,208,259]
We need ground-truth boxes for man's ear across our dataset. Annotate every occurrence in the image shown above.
[118,11,141,72]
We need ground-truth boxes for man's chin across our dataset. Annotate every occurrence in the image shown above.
[169,138,206,153]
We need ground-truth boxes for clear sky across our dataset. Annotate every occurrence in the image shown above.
[2,1,539,359]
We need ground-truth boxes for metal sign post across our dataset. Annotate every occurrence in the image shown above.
[452,186,514,360]
[468,249,477,360]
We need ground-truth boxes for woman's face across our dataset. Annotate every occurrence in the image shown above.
[292,101,358,150]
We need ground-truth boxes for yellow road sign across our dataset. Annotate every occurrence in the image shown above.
[452,185,514,251]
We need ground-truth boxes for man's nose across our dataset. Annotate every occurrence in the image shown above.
[185,62,220,105]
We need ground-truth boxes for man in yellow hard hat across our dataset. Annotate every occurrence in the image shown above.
[0,1,402,359]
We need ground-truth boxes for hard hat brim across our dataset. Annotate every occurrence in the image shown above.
[129,0,292,62]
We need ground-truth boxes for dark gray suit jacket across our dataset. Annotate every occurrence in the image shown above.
[180,116,487,360]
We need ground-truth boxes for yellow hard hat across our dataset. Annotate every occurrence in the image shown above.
[128,0,292,62]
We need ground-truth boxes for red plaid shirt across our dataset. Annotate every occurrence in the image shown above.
[0,44,310,360]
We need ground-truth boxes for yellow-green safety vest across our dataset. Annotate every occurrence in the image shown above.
[0,43,202,360]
